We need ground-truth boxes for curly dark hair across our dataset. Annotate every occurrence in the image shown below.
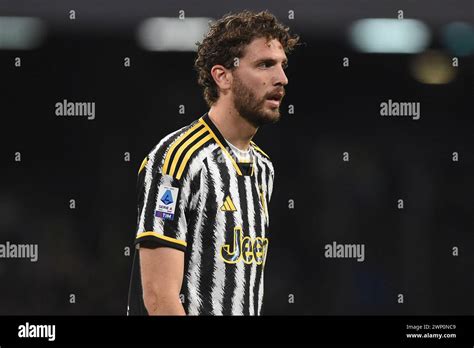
[194,10,300,107]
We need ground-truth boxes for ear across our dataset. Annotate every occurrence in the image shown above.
[210,64,232,92]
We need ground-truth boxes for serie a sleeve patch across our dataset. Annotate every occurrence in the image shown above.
[155,185,179,220]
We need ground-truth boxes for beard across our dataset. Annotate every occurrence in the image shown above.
[231,74,283,128]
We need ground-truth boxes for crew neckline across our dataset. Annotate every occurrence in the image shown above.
[225,139,252,163]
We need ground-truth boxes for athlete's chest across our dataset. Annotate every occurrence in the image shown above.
[200,154,270,265]
[202,154,270,228]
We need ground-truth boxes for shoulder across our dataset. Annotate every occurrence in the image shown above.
[139,118,217,181]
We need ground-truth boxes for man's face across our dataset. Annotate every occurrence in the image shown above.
[231,37,288,127]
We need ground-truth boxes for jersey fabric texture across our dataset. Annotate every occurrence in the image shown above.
[131,112,274,316]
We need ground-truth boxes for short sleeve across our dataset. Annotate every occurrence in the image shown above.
[134,156,190,252]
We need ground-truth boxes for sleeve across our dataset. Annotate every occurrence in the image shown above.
[134,156,191,252]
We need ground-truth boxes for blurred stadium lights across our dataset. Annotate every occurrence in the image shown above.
[349,19,431,54]
[410,50,457,84]
[0,16,46,50]
[441,22,474,57]
[137,17,213,52]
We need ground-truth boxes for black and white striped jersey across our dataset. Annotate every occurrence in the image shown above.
[131,112,274,316]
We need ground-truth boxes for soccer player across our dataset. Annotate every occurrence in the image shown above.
[130,10,299,315]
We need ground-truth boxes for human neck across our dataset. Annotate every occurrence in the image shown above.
[208,102,258,151]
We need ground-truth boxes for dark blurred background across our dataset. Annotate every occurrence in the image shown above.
[0,0,473,315]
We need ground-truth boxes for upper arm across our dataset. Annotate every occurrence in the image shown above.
[139,247,184,297]
[135,153,192,251]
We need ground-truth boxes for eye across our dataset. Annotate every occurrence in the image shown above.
[258,61,272,68]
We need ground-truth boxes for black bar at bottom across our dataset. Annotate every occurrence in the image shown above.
[0,316,472,345]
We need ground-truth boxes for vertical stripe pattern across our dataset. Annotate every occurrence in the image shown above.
[133,114,274,316]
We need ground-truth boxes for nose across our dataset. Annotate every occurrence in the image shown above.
[274,65,288,86]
